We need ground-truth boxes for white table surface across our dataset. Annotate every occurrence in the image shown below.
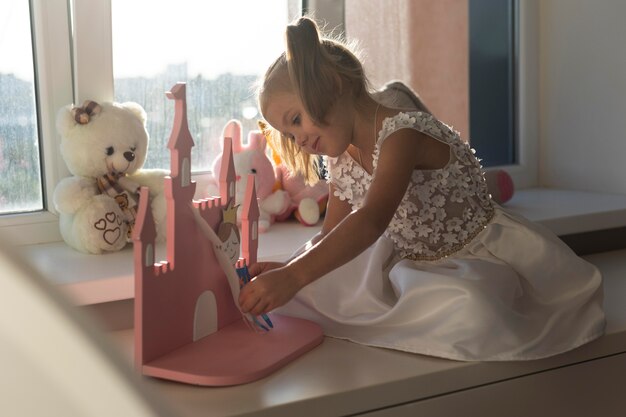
[108,248,626,417]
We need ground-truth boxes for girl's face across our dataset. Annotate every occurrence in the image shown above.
[263,91,354,158]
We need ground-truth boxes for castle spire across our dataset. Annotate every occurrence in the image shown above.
[241,174,260,266]
[166,83,194,185]
[219,136,236,206]
[133,186,156,248]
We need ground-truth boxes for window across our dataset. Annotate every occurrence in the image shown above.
[0,1,43,214]
[0,0,72,246]
[111,1,293,172]
[344,0,524,170]
[3,0,538,247]
[469,0,518,167]
[2,0,296,245]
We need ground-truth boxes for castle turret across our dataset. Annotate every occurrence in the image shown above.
[132,186,155,370]
[133,186,156,272]
[241,174,260,266]
[166,83,195,188]
[219,136,236,207]
[165,82,196,267]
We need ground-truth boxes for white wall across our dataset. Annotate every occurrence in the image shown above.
[539,0,626,193]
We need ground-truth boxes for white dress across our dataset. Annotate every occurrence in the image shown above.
[276,111,606,361]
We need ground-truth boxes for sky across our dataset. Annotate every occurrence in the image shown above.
[0,0,34,80]
[0,0,290,81]
[111,0,289,79]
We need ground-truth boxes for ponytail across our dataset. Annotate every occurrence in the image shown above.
[257,16,370,184]
[285,18,340,124]
[285,17,369,124]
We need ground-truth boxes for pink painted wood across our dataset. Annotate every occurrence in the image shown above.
[133,82,323,386]
[241,173,260,266]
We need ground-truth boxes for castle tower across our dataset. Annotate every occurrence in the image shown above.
[132,186,156,370]
[219,136,236,207]
[241,174,260,266]
[166,83,195,187]
[164,83,196,268]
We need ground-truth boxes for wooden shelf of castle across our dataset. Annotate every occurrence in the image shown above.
[132,83,323,386]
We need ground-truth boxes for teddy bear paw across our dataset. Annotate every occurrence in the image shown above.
[70,195,130,254]
[93,211,126,246]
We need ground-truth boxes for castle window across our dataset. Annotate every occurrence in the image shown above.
[145,243,154,267]
[182,157,191,187]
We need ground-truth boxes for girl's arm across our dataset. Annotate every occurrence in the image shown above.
[247,182,352,278]
[286,182,352,262]
[285,129,429,283]
[239,128,448,315]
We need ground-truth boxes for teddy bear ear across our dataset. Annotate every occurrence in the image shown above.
[120,102,147,125]
[56,104,78,136]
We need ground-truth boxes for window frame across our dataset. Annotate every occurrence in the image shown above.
[506,0,539,189]
[1,0,73,246]
[72,0,114,104]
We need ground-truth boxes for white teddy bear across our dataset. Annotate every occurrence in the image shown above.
[53,100,167,254]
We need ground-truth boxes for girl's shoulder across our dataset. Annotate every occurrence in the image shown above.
[378,111,458,146]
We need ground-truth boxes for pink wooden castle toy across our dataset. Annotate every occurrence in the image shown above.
[133,82,323,386]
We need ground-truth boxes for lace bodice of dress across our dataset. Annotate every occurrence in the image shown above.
[328,111,494,261]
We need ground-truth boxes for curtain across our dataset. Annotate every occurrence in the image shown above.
[345,0,469,140]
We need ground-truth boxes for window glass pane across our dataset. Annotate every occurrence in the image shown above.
[0,1,44,214]
[112,1,290,171]
[469,0,517,167]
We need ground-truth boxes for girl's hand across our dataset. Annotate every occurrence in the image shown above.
[239,263,302,316]
[247,261,285,278]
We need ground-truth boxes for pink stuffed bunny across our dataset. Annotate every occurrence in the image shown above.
[274,163,328,226]
[210,120,290,232]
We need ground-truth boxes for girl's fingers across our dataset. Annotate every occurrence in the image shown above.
[240,288,271,316]
[239,289,260,313]
[248,261,285,278]
[251,300,270,316]
[248,263,265,277]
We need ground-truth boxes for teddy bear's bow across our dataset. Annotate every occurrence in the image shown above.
[72,100,102,125]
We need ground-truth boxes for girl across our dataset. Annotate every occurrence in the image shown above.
[239,17,605,361]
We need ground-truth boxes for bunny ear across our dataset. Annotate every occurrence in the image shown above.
[247,130,267,150]
[222,119,243,153]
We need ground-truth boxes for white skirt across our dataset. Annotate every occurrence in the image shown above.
[276,207,606,361]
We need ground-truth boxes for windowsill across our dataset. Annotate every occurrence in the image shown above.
[17,220,320,306]
[13,187,626,415]
[16,187,626,306]
[502,188,626,235]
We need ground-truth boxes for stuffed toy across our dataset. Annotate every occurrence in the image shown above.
[208,119,290,233]
[53,100,167,254]
[374,81,514,204]
[273,164,329,226]
[256,120,329,226]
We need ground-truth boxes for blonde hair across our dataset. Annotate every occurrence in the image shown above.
[258,17,370,185]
